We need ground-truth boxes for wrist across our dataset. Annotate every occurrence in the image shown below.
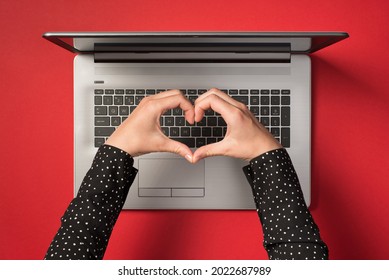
[249,140,283,162]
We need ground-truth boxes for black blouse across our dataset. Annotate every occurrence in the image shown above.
[45,145,328,260]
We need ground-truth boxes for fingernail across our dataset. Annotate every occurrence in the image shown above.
[185,154,193,163]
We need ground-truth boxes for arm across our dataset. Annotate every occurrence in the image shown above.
[45,90,195,260]
[243,149,328,259]
[193,88,328,260]
[45,145,137,259]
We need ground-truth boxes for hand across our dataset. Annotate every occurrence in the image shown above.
[105,90,195,162]
[192,88,282,163]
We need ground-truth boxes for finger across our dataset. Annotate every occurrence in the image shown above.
[194,94,239,123]
[195,88,243,109]
[161,138,194,163]
[148,89,185,100]
[192,141,226,163]
[153,93,195,124]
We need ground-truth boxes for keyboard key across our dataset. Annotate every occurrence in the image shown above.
[95,89,104,95]
[261,106,270,116]
[229,89,238,95]
[95,127,115,136]
[103,96,113,105]
[191,127,201,137]
[271,89,280,94]
[165,117,174,126]
[261,96,270,105]
[170,127,179,137]
[179,89,187,94]
[94,96,102,105]
[180,127,190,137]
[173,108,183,115]
[188,89,197,95]
[95,117,110,126]
[261,117,270,126]
[171,137,195,148]
[250,106,260,115]
[105,89,114,94]
[261,89,270,95]
[250,89,259,95]
[175,117,186,126]
[114,96,124,105]
[220,89,228,94]
[213,127,223,137]
[146,89,156,95]
[94,138,105,147]
[130,106,137,113]
[202,127,212,137]
[196,138,206,147]
[156,89,166,93]
[281,128,290,147]
[271,117,280,126]
[239,89,249,95]
[198,89,207,95]
[108,106,118,115]
[281,89,290,95]
[271,96,280,105]
[115,89,124,95]
[250,96,260,105]
[125,96,134,105]
[125,89,135,94]
[111,117,121,126]
[119,106,129,115]
[95,106,107,115]
[136,89,145,95]
[271,106,280,115]
[207,138,217,144]
[207,117,217,126]
[281,107,291,126]
[281,96,290,105]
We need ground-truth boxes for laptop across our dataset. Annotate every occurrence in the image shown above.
[43,31,349,209]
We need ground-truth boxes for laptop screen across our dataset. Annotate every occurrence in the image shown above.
[43,32,348,55]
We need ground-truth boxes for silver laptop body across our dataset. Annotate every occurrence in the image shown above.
[43,32,348,209]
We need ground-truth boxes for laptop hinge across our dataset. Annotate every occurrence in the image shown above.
[93,43,291,63]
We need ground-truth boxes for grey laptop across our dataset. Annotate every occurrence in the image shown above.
[43,31,348,209]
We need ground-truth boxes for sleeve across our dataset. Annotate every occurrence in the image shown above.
[242,148,329,260]
[44,144,138,260]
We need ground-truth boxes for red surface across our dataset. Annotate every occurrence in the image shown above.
[1,0,388,260]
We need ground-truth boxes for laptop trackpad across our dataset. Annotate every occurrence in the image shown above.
[138,158,205,197]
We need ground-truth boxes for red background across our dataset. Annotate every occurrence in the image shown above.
[1,0,388,260]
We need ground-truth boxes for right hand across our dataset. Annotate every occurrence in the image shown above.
[192,88,282,163]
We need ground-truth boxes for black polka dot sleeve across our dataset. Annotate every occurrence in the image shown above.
[44,144,138,260]
[242,148,329,260]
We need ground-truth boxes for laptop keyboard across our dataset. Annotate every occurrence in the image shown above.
[94,89,291,148]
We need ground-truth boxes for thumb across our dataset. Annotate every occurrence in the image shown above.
[163,139,194,163]
[192,141,226,163]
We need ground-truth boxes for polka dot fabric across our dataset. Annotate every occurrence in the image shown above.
[44,145,137,260]
[45,146,327,260]
[242,148,329,260]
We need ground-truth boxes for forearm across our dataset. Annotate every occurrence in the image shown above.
[243,148,328,260]
[45,145,138,260]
